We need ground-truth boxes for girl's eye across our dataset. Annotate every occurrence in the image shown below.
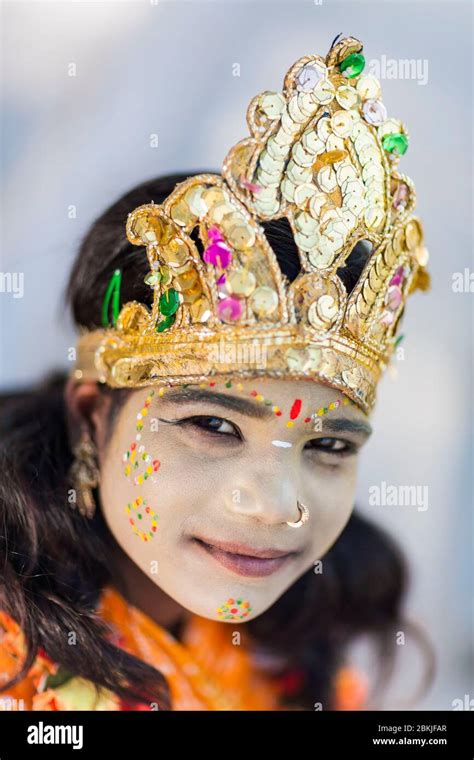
[304,437,356,458]
[173,415,242,439]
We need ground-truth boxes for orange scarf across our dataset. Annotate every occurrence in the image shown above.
[0,584,368,711]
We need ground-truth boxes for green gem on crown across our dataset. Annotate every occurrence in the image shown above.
[339,52,365,79]
[382,132,409,156]
[156,314,176,332]
[159,288,180,316]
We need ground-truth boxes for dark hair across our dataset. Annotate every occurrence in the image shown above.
[0,173,433,710]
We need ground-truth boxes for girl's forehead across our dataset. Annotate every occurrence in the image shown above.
[129,377,368,427]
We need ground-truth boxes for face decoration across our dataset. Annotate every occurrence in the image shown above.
[99,377,370,623]
[287,398,303,427]
[123,390,161,485]
[217,598,252,621]
[125,496,159,542]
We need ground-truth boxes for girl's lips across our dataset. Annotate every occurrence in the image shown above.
[190,537,296,577]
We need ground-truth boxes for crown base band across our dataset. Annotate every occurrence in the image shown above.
[73,326,382,414]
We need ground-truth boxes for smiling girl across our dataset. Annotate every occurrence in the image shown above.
[0,38,432,711]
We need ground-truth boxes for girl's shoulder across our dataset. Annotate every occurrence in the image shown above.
[0,608,370,711]
[0,610,121,711]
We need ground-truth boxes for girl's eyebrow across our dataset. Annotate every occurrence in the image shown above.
[321,417,373,438]
[156,388,274,419]
[155,388,372,437]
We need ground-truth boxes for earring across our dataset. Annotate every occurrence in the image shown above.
[286,500,309,528]
[68,430,100,519]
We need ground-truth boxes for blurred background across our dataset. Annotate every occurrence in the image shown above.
[1,0,472,709]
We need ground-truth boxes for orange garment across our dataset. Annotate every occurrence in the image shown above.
[0,584,368,711]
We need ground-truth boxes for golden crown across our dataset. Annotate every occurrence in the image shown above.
[74,36,430,414]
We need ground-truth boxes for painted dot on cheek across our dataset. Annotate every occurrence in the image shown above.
[125,498,159,541]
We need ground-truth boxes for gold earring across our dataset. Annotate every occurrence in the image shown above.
[68,431,100,519]
[286,500,309,528]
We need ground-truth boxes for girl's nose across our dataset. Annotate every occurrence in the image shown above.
[223,464,302,526]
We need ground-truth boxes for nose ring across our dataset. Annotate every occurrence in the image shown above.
[286,500,309,528]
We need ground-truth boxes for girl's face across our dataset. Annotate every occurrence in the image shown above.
[98,378,372,623]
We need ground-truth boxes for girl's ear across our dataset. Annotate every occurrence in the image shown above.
[64,377,112,452]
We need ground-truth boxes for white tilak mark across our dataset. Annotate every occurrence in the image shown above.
[271,440,293,448]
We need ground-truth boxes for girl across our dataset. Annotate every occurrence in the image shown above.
[0,37,432,711]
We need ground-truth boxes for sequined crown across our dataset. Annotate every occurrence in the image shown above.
[74,36,430,414]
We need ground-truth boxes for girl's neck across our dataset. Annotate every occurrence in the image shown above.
[107,538,192,636]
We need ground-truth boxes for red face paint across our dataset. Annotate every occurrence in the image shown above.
[289,399,302,420]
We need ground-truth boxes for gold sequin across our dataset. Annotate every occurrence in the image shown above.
[249,286,279,316]
[317,294,339,322]
[317,166,338,192]
[378,118,402,138]
[325,133,345,152]
[405,219,423,250]
[281,178,296,203]
[364,206,385,231]
[297,91,317,117]
[336,85,359,110]
[226,222,256,250]
[345,193,366,216]
[331,110,356,138]
[414,245,429,266]
[392,228,406,255]
[189,296,212,322]
[273,127,293,147]
[159,265,173,286]
[174,267,199,292]
[208,202,234,224]
[308,295,337,329]
[308,247,334,268]
[302,130,325,155]
[170,198,196,227]
[356,75,381,100]
[160,237,190,267]
[226,269,257,297]
[293,183,316,208]
[259,91,286,119]
[287,161,311,185]
[336,163,358,184]
[309,192,327,219]
[294,211,319,235]
[292,142,316,168]
[201,186,228,211]
[129,212,174,245]
[257,166,280,187]
[116,303,150,333]
[184,186,206,218]
[181,282,203,305]
[288,95,307,124]
[359,145,381,165]
[365,189,385,207]
[260,149,285,175]
[313,79,335,104]
[294,230,320,252]
[267,136,289,159]
[362,163,384,182]
[317,118,331,142]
